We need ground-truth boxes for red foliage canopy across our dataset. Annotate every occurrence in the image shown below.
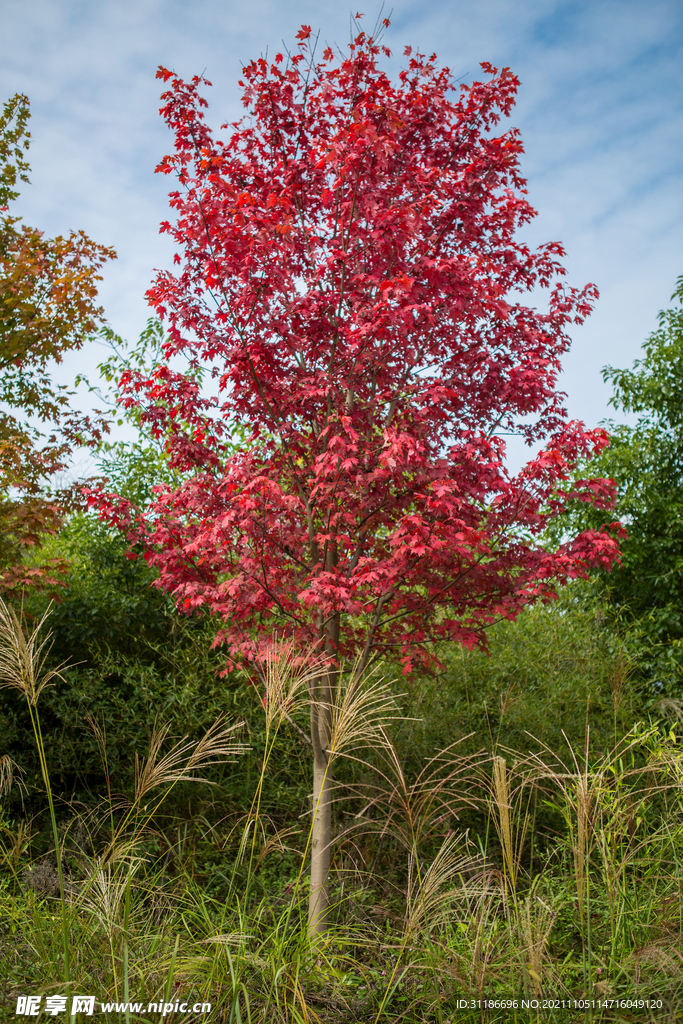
[97,27,619,673]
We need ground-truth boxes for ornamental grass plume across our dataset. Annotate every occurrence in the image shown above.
[0,752,17,797]
[489,755,531,892]
[346,734,486,857]
[133,716,248,804]
[404,831,480,936]
[75,859,143,939]
[0,597,72,983]
[324,661,401,758]
[517,886,558,998]
[0,598,67,705]
[256,640,324,733]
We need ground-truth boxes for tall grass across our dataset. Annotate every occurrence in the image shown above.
[0,600,73,990]
[1,605,683,1022]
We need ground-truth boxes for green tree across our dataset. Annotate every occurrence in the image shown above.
[0,94,115,590]
[562,275,683,687]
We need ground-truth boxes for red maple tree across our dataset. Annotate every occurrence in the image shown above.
[96,24,619,930]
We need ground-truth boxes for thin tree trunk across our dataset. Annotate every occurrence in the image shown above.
[308,739,332,935]
[307,602,339,937]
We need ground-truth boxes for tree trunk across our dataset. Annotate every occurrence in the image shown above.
[308,739,332,936]
[307,604,339,937]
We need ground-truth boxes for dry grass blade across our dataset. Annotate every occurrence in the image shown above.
[97,833,148,870]
[254,824,302,871]
[343,733,487,856]
[0,753,19,797]
[76,858,143,935]
[631,941,683,984]
[0,599,69,706]
[518,735,598,918]
[518,889,558,997]
[492,757,514,885]
[0,818,32,870]
[404,831,480,935]
[520,728,662,920]
[654,697,683,724]
[463,887,508,998]
[85,713,107,757]
[199,932,252,946]
[134,716,248,804]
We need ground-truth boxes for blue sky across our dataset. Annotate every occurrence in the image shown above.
[1,0,682,463]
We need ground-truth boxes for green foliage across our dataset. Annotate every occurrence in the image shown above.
[1,544,682,1018]
[0,94,115,595]
[557,275,683,689]
[607,274,683,423]
[91,318,255,505]
[0,509,315,840]
[0,513,194,812]
[0,96,115,472]
[397,595,641,766]
[0,94,30,207]
[87,320,182,507]
[80,318,253,510]
[36,514,172,664]
[2,670,683,1022]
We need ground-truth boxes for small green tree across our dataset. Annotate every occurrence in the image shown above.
[561,275,683,687]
